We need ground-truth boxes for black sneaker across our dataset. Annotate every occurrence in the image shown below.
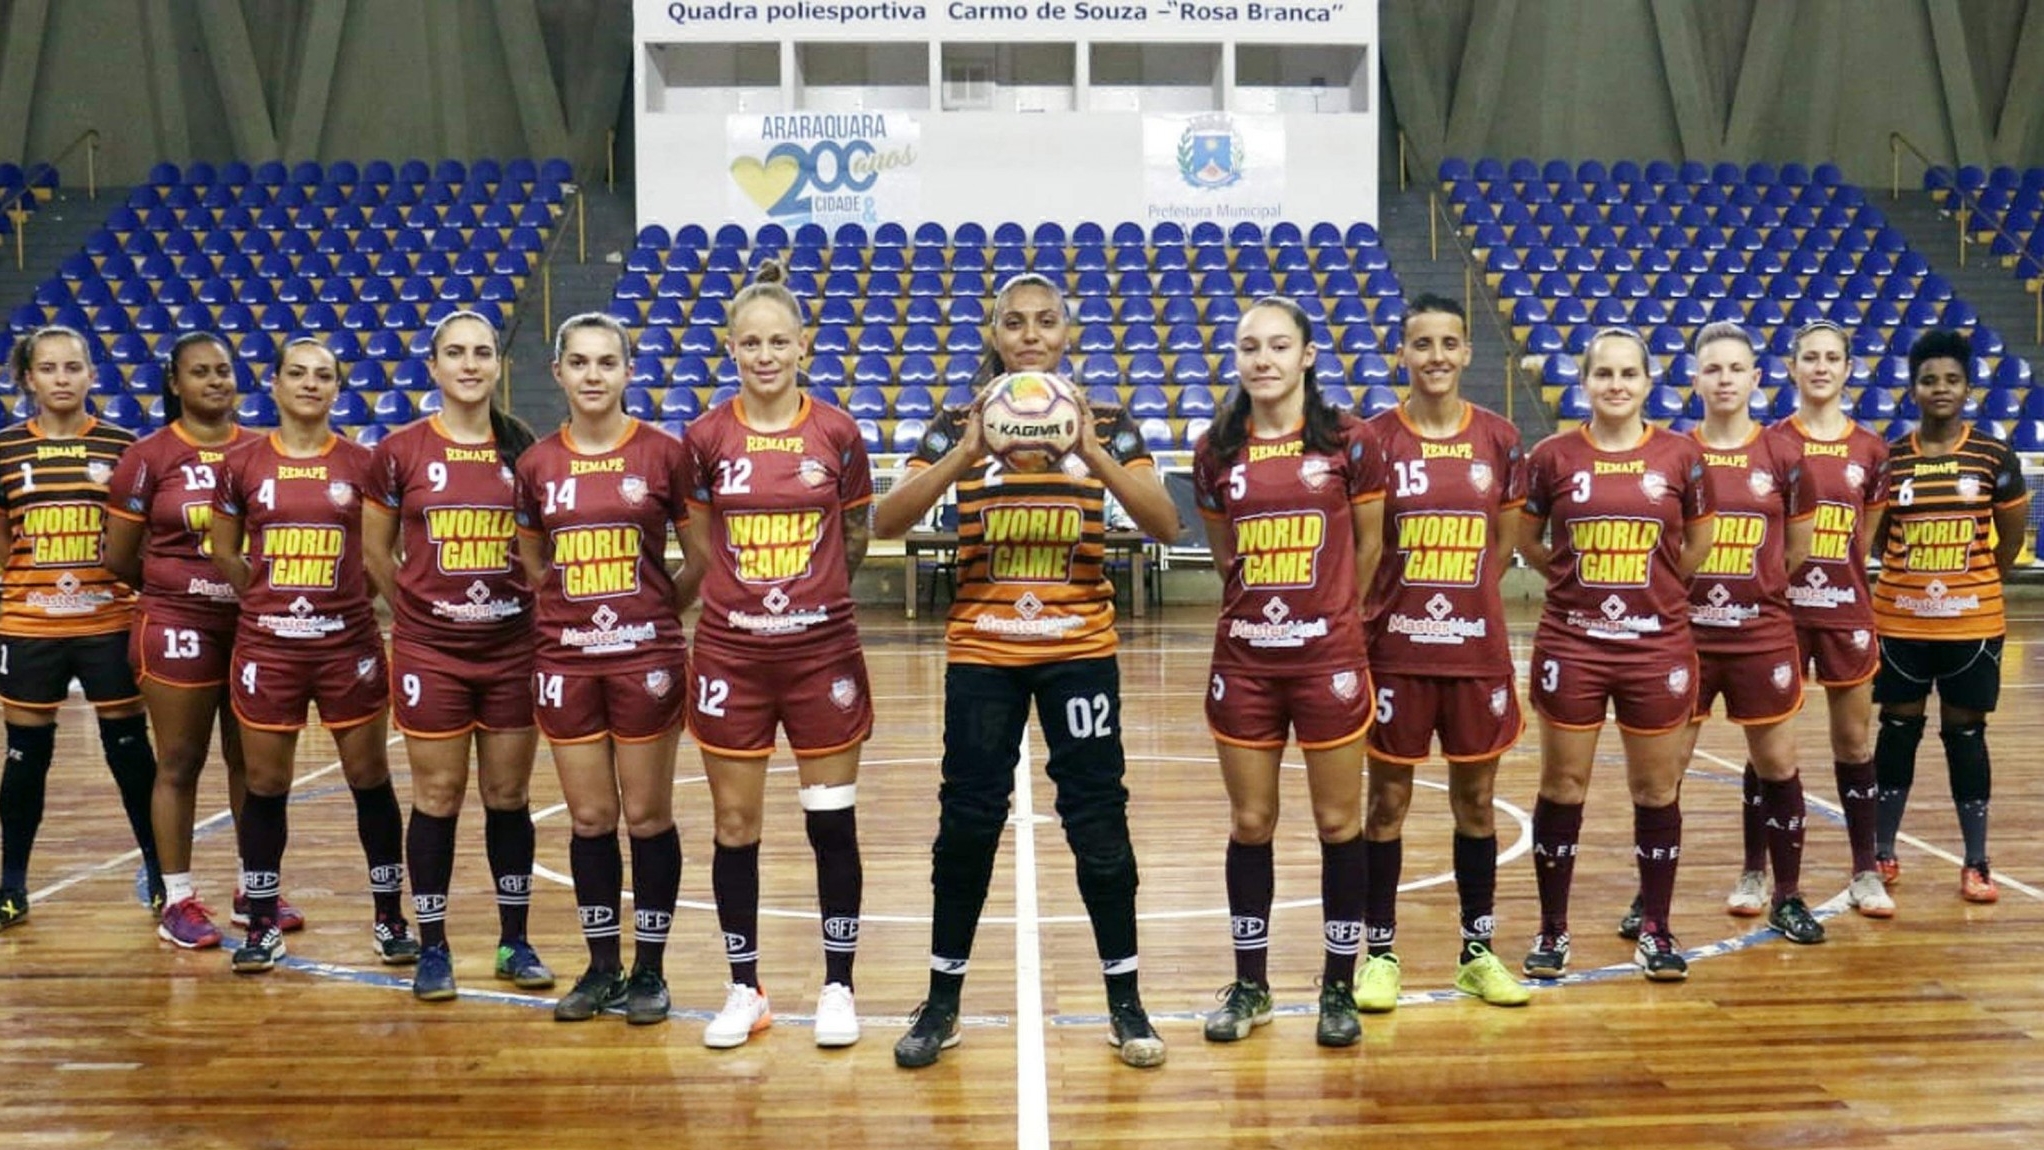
[230,923,286,974]
[623,966,671,1026]
[1616,894,1643,941]
[1635,930,1690,981]
[1203,979,1274,1043]
[1315,980,1361,1048]
[371,914,421,966]
[0,886,28,930]
[1767,896,1826,945]
[412,943,458,1001]
[553,965,628,1022]
[893,1001,961,1068]
[1522,931,1571,979]
[1107,999,1166,1068]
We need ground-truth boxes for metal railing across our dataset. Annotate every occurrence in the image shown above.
[498,175,588,407]
[1889,130,2042,345]
[1,128,100,270]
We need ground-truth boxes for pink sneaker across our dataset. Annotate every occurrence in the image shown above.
[158,898,224,950]
[233,891,307,933]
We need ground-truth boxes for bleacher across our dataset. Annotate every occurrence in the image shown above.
[607,218,1406,456]
[1926,164,2044,286]
[1,157,573,442]
[1440,157,2037,448]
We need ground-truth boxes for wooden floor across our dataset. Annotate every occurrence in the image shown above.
[8,603,2044,1148]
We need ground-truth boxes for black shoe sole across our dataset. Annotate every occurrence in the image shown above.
[893,1032,960,1069]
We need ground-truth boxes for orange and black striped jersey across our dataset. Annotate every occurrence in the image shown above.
[908,405,1152,667]
[1873,427,2028,640]
[0,416,136,636]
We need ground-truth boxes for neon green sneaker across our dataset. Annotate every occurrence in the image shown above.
[1454,942,1532,1006]
[1352,952,1402,1013]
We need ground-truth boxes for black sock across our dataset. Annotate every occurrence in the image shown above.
[1320,834,1366,986]
[407,811,457,949]
[238,790,290,928]
[1874,713,1926,857]
[712,840,761,986]
[629,827,681,975]
[1068,817,1141,1005]
[804,806,862,989]
[0,722,56,889]
[927,816,1002,1009]
[98,715,162,895]
[1739,762,1766,874]
[1363,837,1401,957]
[1453,832,1498,964]
[350,780,406,921]
[1224,838,1274,986]
[484,805,535,944]
[569,832,623,971]
[1942,721,1992,866]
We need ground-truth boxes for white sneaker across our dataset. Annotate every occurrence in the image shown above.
[813,982,860,1048]
[1725,870,1767,917]
[1848,870,1896,919]
[704,982,773,1048]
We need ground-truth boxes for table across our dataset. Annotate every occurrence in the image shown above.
[902,530,1151,620]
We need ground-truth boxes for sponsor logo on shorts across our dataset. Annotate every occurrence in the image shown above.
[1490,686,1509,717]
[644,669,673,699]
[1851,629,1870,650]
[1771,662,1794,691]
[356,656,378,680]
[1667,665,1691,695]
[830,676,859,711]
[1330,670,1360,702]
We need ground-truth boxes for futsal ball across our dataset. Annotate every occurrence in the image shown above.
[981,372,1081,472]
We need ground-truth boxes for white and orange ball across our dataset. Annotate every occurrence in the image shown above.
[980,371,1082,472]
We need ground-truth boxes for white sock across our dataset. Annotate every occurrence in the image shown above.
[164,871,196,907]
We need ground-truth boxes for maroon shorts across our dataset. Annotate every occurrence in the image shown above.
[688,642,871,759]
[1694,643,1804,725]
[534,657,688,745]
[1530,642,1698,736]
[1366,671,1524,765]
[389,635,536,738]
[131,611,235,689]
[1206,664,1373,751]
[231,643,389,732]
[1796,623,1879,688]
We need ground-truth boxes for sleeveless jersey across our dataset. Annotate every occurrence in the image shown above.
[1873,427,2028,641]
[1522,425,1712,657]
[214,433,377,655]
[1191,414,1384,675]
[1767,417,1888,631]
[1364,403,1523,677]
[0,416,138,637]
[681,394,871,656]
[106,423,246,631]
[907,404,1152,667]
[1686,427,1801,654]
[513,420,690,674]
[364,416,532,652]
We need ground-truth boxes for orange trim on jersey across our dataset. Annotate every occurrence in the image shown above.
[562,419,641,456]
[1209,727,1289,751]
[321,706,387,732]
[1688,425,1762,451]
[614,720,684,745]
[1575,423,1655,453]
[1441,714,1528,763]
[266,430,340,459]
[689,728,775,759]
[24,416,101,441]
[104,504,146,523]
[168,422,244,450]
[395,717,482,740]
[790,725,872,759]
[1392,401,1474,439]
[229,699,307,733]
[1351,489,1385,505]
[732,393,812,432]
[1530,704,1606,733]
[1724,693,1805,728]
[842,493,873,511]
[424,414,496,448]
[1298,718,1372,752]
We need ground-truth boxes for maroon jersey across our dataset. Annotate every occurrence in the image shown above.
[1767,417,1889,631]
[365,416,532,652]
[213,433,377,654]
[513,420,689,675]
[1522,425,1712,657]
[1687,428,1801,652]
[106,424,247,630]
[681,395,872,656]
[1191,413,1385,675]
[1364,403,1524,678]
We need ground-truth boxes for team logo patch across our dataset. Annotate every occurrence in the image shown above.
[327,481,355,508]
[1299,457,1333,490]
[1330,670,1360,702]
[1748,470,1775,498]
[1958,475,1981,500]
[797,458,830,488]
[829,676,859,711]
[356,656,378,680]
[1851,628,1870,650]
[499,465,515,488]
[620,475,648,506]
[86,461,113,486]
[1468,461,1493,494]
[1640,471,1669,501]
[1844,463,1865,490]
[1667,666,1691,695]
[1771,662,1794,691]
[644,669,672,699]
[1490,686,1510,717]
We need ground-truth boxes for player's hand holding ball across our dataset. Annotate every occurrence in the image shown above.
[979,371,1083,473]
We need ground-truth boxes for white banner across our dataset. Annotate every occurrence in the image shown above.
[1143,113,1286,227]
[725,113,922,229]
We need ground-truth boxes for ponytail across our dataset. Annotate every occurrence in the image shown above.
[488,404,537,469]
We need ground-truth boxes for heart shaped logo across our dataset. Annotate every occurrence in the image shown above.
[729,154,802,213]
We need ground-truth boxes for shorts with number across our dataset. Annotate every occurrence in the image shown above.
[688,641,871,759]
[130,612,235,689]
[1530,643,1699,736]
[535,657,688,745]
[231,642,390,732]
[389,635,536,738]
[1206,665,1374,751]
[1796,624,1879,688]
[0,631,141,709]
[1872,635,2003,712]
[1693,644,1804,725]
[1366,672,1523,764]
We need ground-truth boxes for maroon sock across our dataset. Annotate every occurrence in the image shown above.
[1634,801,1682,935]
[1363,837,1401,956]
[1320,834,1367,985]
[1760,774,1806,903]
[1740,763,1766,873]
[1224,838,1273,985]
[1835,759,1879,874]
[1532,798,1584,938]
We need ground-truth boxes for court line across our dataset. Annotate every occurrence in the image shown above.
[1011,729,1050,1150]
